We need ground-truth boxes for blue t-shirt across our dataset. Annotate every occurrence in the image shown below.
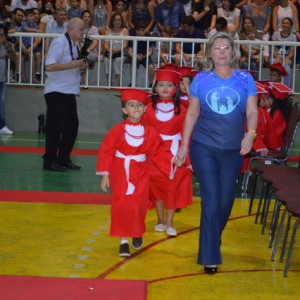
[21,21,38,48]
[190,69,257,150]
[155,0,186,31]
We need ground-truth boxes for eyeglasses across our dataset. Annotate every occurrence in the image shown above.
[213,45,231,52]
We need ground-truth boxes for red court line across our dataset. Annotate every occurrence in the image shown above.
[2,146,299,162]
[0,146,98,156]
[97,214,258,279]
[147,268,300,283]
[0,190,111,205]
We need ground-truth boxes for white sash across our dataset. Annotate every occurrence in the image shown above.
[160,133,182,155]
[115,150,146,195]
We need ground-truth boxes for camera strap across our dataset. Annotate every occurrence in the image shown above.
[65,32,80,60]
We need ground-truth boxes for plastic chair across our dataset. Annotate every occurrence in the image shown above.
[271,189,300,264]
[242,102,300,197]
[283,199,300,277]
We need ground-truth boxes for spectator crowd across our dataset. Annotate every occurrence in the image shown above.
[0,0,300,85]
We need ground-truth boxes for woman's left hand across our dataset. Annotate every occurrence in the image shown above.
[240,133,255,155]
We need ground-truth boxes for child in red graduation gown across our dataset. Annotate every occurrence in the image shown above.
[143,69,193,237]
[254,82,291,155]
[242,81,291,173]
[96,88,175,257]
[268,62,288,83]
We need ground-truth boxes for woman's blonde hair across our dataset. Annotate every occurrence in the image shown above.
[203,32,240,72]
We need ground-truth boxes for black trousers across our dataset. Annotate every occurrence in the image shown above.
[43,92,79,164]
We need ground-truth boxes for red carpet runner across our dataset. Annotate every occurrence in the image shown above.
[0,276,147,300]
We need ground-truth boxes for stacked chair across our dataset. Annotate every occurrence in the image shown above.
[244,96,300,276]
[245,102,300,276]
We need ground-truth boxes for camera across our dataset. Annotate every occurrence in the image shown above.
[77,36,95,69]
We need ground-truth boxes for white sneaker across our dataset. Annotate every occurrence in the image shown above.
[0,126,14,135]
[154,223,166,232]
[166,227,177,236]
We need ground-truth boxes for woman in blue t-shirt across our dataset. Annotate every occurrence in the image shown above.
[176,32,258,275]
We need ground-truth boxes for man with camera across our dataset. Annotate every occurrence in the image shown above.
[0,23,16,135]
[43,17,87,171]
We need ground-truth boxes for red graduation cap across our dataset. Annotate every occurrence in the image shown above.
[268,82,293,100]
[158,63,178,71]
[116,88,153,104]
[155,69,181,84]
[176,66,193,78]
[268,63,288,77]
[255,81,268,94]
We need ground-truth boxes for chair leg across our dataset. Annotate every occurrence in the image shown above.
[271,206,285,261]
[284,218,300,277]
[241,170,249,198]
[260,182,271,224]
[269,200,281,248]
[280,213,292,263]
[248,171,260,215]
[255,181,267,224]
[261,190,274,234]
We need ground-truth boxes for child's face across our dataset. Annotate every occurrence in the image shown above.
[26,13,34,23]
[70,0,80,8]
[282,18,291,31]
[136,28,145,36]
[260,94,273,107]
[122,100,146,122]
[179,77,191,94]
[162,31,171,38]
[270,71,282,82]
[221,0,230,8]
[247,31,255,40]
[116,1,125,11]
[155,81,176,99]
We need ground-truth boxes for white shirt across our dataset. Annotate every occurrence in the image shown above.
[44,35,81,95]
[10,0,38,11]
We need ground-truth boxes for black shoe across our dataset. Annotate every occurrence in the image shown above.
[204,265,218,275]
[35,73,41,83]
[119,243,130,257]
[59,162,81,170]
[43,162,66,172]
[132,237,143,250]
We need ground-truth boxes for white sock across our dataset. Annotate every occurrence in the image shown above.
[120,238,128,245]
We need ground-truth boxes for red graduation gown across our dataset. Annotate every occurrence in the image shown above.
[241,107,287,173]
[143,98,193,209]
[96,119,174,238]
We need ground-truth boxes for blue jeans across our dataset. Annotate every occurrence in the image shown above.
[190,141,243,265]
[0,82,6,129]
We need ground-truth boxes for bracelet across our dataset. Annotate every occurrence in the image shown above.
[247,129,257,137]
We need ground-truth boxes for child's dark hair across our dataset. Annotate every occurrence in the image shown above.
[151,82,181,115]
[269,93,290,121]
[134,21,146,31]
[25,9,34,17]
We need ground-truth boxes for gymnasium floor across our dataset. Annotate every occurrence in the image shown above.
[0,132,300,300]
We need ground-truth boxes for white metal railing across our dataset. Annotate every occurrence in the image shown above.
[6,32,300,94]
